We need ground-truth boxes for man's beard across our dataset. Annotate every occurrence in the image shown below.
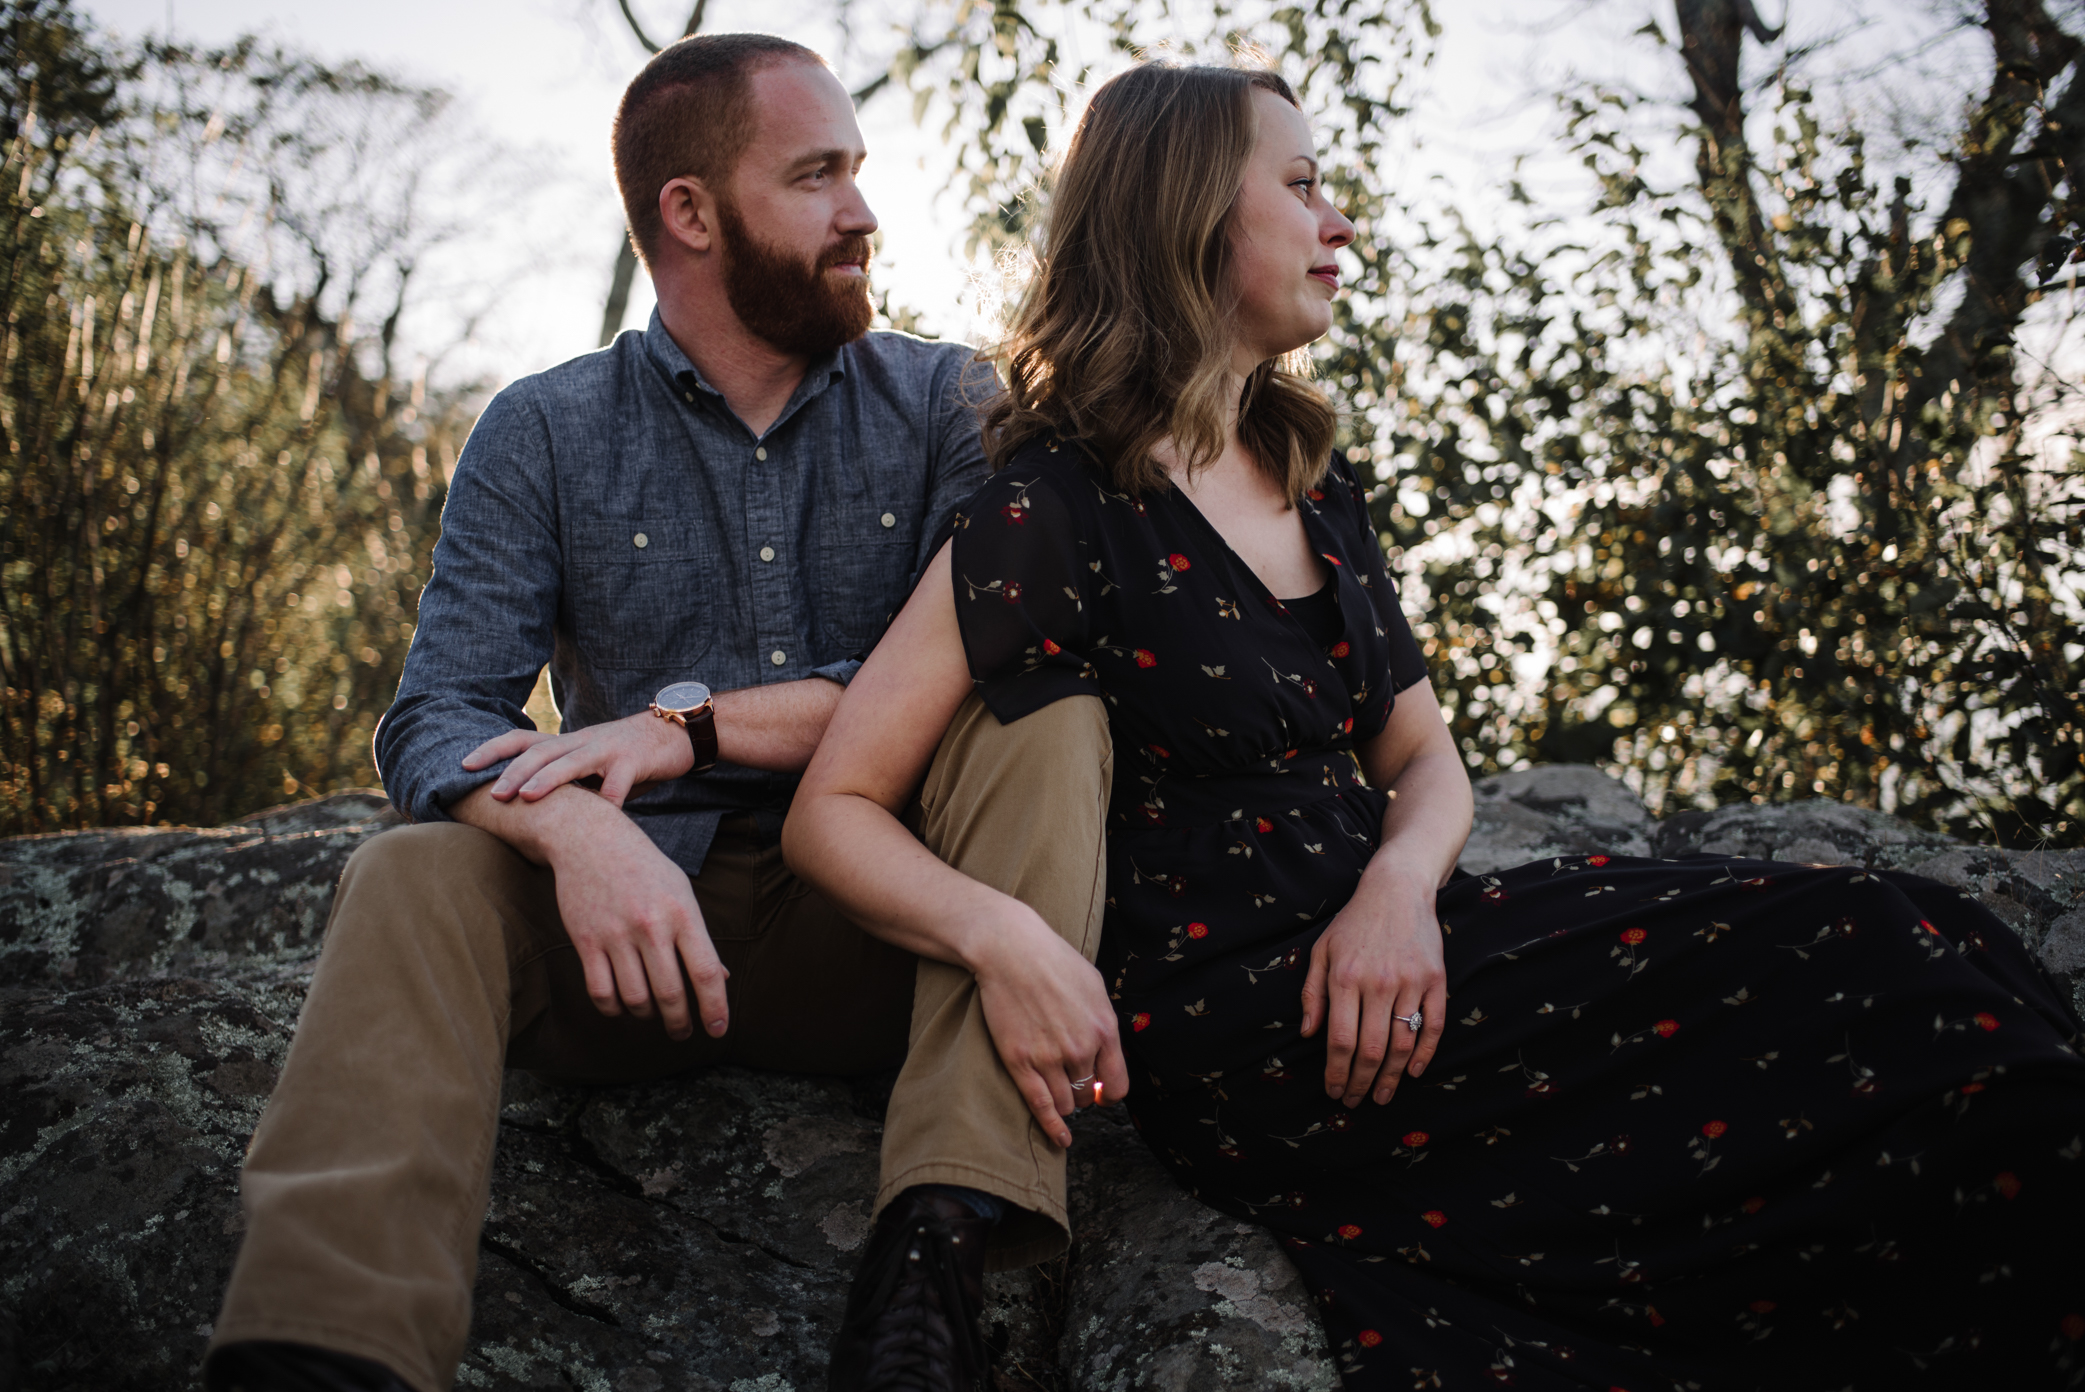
[716,199,875,355]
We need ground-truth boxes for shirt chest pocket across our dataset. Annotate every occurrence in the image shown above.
[563,520,718,672]
[814,505,917,654]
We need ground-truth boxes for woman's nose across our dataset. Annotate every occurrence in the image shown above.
[1323,205,1356,249]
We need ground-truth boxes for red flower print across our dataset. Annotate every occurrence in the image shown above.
[1922,919,1942,936]
[1341,716,1354,732]
[1403,1131,1429,1147]
[1994,1171,2022,1199]
[1148,744,1171,759]
[1742,1196,1766,1214]
[1960,1082,1986,1094]
[1323,553,1343,566]
[1307,488,1325,502]
[1003,581,1023,603]
[2061,1313,2085,1341]
[1974,1011,2000,1032]
[1419,1210,1447,1228]
[1255,817,1274,833]
[1330,640,1350,657]
[1301,679,1319,697]
[1701,1120,1728,1139]
[1482,886,1508,902]
[1329,1113,1352,1131]
[1588,854,1610,867]
[1139,805,1166,827]
[1000,503,1026,524]
[1131,1012,1151,1032]
[1646,1307,1666,1328]
[1653,1019,1679,1038]
[1168,552,1191,570]
[1283,748,1298,759]
[1134,648,1157,668]
[1357,1329,1382,1348]
[1620,927,1647,945]
[1187,922,1209,939]
[1338,1223,1362,1239]
[1609,1134,1633,1155]
[1749,1300,1775,1314]
[1042,638,1061,655]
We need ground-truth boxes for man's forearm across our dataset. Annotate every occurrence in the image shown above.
[713,676,845,772]
[449,780,616,866]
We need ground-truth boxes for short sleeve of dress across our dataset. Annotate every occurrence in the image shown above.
[945,465,1100,723]
[1327,457,1429,695]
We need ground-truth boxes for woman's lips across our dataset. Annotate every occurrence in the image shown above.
[1308,264,1339,287]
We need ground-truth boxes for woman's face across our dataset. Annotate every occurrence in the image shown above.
[1227,88,1356,368]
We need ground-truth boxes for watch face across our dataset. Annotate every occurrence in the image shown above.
[655,681,712,711]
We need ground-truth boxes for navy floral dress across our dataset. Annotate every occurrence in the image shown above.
[946,440,2085,1390]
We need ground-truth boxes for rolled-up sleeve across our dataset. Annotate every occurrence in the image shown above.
[373,387,562,822]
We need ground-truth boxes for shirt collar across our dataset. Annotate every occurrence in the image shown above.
[642,308,850,438]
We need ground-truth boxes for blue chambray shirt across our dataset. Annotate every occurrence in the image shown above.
[374,310,993,874]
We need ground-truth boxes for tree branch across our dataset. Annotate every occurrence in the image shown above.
[1897,0,2083,449]
[1674,0,1796,332]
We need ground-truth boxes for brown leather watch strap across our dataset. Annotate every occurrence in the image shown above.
[684,704,719,773]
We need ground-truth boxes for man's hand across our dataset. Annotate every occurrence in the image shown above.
[967,905,1130,1148]
[1298,864,1446,1108]
[464,710,693,809]
[449,781,729,1040]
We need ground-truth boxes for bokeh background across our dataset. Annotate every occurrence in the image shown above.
[4,0,2081,846]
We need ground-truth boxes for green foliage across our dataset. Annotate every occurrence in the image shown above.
[0,1,478,831]
[899,0,2083,846]
[1337,70,2085,847]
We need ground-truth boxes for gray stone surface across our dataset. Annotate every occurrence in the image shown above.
[2,773,2080,1390]
[1457,765,1655,874]
[0,791,400,993]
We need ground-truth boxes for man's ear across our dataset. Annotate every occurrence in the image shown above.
[658,176,718,256]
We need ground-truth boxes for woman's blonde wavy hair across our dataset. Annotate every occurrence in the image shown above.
[982,62,1338,503]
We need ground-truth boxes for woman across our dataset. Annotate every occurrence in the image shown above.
[781,62,2085,1388]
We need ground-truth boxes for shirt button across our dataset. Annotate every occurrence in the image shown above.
[770,649,787,667]
[633,533,649,549]
[880,512,896,528]
[755,446,768,461]
[758,545,775,562]
[683,392,693,403]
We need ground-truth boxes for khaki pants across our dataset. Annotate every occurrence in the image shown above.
[210,693,1110,1392]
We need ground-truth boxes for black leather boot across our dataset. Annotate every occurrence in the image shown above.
[827,1186,990,1392]
[204,1340,414,1392]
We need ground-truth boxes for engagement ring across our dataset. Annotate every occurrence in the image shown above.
[1397,1011,1423,1033]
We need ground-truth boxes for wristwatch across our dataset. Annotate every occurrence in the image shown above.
[649,681,718,774]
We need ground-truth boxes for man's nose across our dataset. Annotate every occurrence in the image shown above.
[839,183,878,238]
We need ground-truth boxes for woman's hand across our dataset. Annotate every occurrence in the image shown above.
[463,710,695,809]
[1299,863,1446,1108]
[968,903,1131,1148]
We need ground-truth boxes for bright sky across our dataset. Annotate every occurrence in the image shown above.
[75,0,1978,393]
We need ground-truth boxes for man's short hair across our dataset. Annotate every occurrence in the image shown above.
[612,32,825,267]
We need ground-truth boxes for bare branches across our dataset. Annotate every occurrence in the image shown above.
[611,0,705,57]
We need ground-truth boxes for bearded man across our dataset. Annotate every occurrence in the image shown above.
[204,33,1117,1392]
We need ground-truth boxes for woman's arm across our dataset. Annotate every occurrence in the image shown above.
[1299,679,1472,1109]
[781,541,1129,1148]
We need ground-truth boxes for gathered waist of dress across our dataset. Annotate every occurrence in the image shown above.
[1110,749,1372,830]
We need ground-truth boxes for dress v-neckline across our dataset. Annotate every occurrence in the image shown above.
[1163,480,1344,639]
